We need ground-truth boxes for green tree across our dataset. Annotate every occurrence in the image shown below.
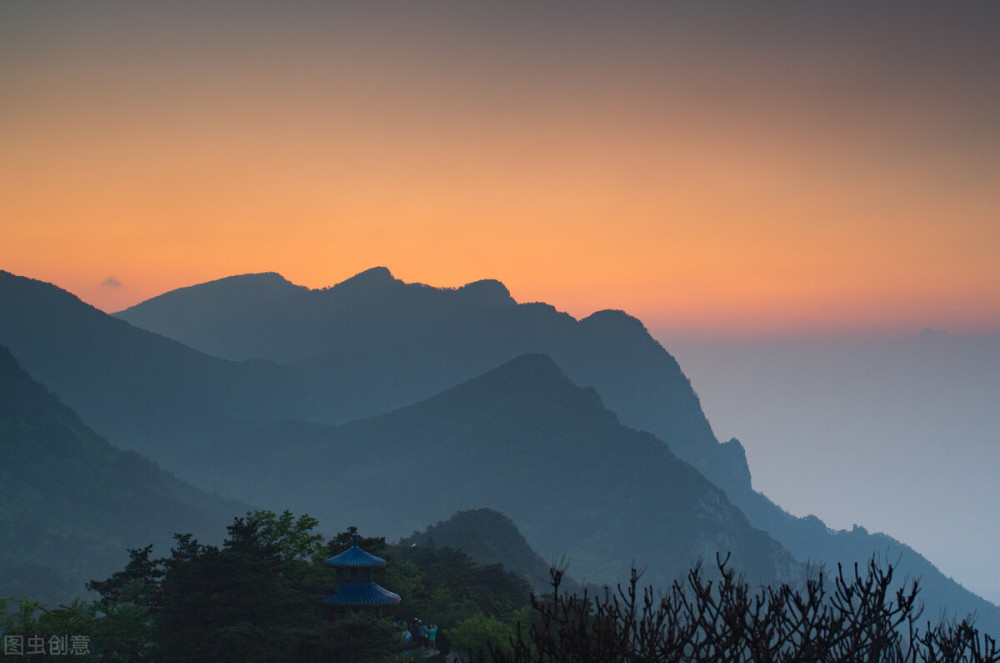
[1,597,104,662]
[254,509,324,562]
[451,612,516,660]
[87,544,163,608]
[153,514,331,662]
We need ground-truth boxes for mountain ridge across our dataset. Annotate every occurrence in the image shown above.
[0,270,333,464]
[115,268,737,489]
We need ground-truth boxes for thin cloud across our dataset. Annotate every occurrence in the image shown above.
[100,276,122,288]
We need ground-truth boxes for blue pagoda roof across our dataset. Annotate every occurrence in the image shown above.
[325,542,387,568]
[324,582,401,607]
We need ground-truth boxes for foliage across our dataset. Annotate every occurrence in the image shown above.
[256,509,325,562]
[450,612,516,660]
[1,597,104,661]
[324,610,404,663]
[5,511,532,661]
[486,557,1000,663]
[388,544,531,629]
[65,513,529,661]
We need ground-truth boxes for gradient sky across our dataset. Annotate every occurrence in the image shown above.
[2,1,999,599]
[2,1,998,337]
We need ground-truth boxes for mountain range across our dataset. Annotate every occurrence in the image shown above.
[179,351,796,589]
[116,268,749,490]
[1,268,997,635]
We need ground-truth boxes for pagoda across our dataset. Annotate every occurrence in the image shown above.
[323,533,401,608]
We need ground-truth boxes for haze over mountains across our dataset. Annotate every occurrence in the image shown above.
[666,331,1000,606]
[1,267,997,636]
[184,352,796,589]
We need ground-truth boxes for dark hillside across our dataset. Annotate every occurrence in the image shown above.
[401,508,578,593]
[0,345,243,603]
[184,354,797,589]
[0,271,323,464]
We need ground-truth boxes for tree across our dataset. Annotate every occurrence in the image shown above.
[75,513,543,661]
[87,544,163,608]
[254,509,324,562]
[152,513,332,662]
[488,557,1000,663]
[83,511,339,662]
[451,612,517,659]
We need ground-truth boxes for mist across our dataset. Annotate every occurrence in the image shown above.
[660,329,1000,605]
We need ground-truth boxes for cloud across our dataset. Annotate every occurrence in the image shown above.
[101,276,122,288]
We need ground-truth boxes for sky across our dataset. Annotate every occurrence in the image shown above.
[2,1,998,598]
[664,332,1000,606]
[3,1,998,337]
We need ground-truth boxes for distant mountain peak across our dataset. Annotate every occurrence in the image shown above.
[426,353,610,421]
[181,272,296,289]
[580,309,650,336]
[480,352,568,383]
[401,508,571,591]
[456,279,514,305]
[333,266,399,290]
[203,272,303,295]
[224,271,287,282]
[115,272,304,317]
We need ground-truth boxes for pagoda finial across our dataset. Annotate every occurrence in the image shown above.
[351,532,359,545]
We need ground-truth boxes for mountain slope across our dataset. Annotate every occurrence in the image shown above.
[400,508,579,593]
[733,486,1000,634]
[0,345,244,603]
[0,271,329,465]
[184,353,798,590]
[116,268,746,490]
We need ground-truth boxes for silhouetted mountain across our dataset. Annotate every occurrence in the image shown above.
[400,508,578,593]
[0,345,244,603]
[116,268,746,490]
[184,353,799,589]
[0,271,331,465]
[108,272,309,361]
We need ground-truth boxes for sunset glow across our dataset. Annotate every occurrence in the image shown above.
[2,2,998,337]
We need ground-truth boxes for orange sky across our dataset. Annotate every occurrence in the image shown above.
[2,2,998,337]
